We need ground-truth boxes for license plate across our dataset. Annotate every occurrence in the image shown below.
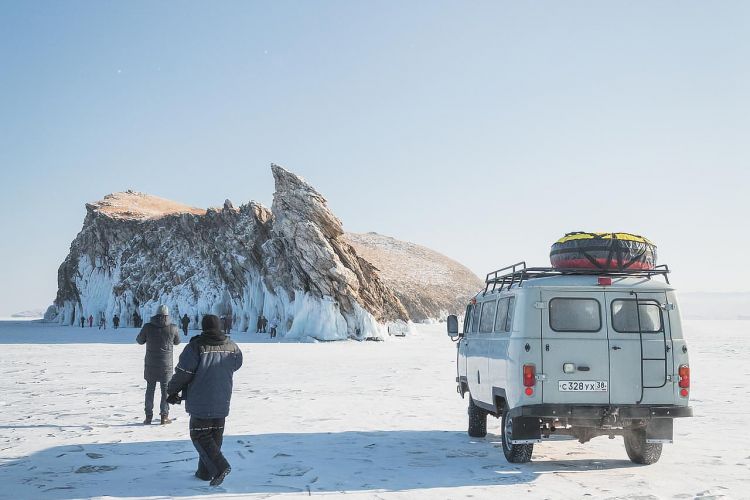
[558,380,608,392]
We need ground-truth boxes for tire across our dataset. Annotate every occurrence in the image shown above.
[501,404,533,463]
[467,396,488,438]
[624,427,662,465]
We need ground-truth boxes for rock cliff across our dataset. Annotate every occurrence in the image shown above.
[50,165,480,340]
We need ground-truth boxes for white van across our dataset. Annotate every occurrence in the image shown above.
[446,262,692,464]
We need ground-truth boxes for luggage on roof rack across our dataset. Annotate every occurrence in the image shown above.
[550,232,657,271]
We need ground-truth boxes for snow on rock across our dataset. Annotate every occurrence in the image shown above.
[49,165,479,340]
[344,232,483,322]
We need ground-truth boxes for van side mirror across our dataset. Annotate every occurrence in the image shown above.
[447,315,460,338]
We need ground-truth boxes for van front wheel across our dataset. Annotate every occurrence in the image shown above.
[467,396,487,438]
[624,427,662,465]
[501,405,533,463]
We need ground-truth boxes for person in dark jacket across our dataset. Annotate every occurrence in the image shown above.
[80,316,85,328]
[181,314,190,336]
[223,313,232,334]
[113,314,120,329]
[88,314,93,327]
[167,314,243,487]
[136,305,181,425]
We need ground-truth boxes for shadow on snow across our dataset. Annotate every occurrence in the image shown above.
[0,430,637,498]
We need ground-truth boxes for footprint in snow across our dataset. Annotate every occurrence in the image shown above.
[272,465,312,477]
[75,465,117,473]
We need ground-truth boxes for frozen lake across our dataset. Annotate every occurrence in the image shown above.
[0,320,747,499]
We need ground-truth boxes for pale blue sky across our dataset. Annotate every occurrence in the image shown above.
[1,1,748,315]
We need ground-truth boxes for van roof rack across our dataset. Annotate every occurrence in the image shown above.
[483,261,670,295]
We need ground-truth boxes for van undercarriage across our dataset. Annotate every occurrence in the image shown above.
[509,404,693,444]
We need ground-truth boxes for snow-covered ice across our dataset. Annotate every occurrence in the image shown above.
[0,320,748,499]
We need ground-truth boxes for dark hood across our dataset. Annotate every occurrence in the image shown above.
[199,314,227,345]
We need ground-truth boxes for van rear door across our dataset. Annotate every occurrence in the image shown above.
[605,291,674,405]
[541,290,610,404]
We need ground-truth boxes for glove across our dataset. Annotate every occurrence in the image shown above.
[167,393,182,405]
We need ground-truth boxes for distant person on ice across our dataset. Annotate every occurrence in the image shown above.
[80,316,85,328]
[136,304,180,425]
[99,314,106,330]
[88,314,93,328]
[269,317,278,338]
[261,315,267,333]
[167,314,243,487]
[181,313,190,336]
[223,313,232,335]
[113,314,120,329]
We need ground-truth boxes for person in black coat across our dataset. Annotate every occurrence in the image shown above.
[181,314,190,336]
[136,305,180,425]
[167,314,243,487]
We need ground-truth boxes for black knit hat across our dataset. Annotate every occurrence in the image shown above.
[201,314,221,332]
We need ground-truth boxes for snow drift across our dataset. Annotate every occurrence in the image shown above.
[49,165,481,340]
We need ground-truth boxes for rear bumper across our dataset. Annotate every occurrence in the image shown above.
[517,404,693,419]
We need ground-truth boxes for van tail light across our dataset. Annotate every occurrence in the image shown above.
[523,364,536,387]
[678,364,690,396]
[678,365,690,387]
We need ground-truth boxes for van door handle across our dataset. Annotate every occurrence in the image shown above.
[611,346,622,351]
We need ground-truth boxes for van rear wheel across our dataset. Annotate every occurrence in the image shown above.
[467,396,487,438]
[501,404,533,463]
[624,427,662,465]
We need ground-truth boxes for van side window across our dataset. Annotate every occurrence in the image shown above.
[463,305,472,334]
[505,296,515,331]
[549,298,601,332]
[611,300,663,333]
[479,300,497,333]
[471,302,481,333]
[493,296,514,332]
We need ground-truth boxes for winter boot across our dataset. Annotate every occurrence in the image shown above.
[143,414,153,425]
[160,414,172,425]
[195,470,212,481]
[210,466,231,487]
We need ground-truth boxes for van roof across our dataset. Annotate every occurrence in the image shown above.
[475,275,673,299]
[477,262,674,298]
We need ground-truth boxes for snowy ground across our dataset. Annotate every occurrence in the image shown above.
[0,320,747,500]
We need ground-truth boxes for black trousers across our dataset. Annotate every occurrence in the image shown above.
[190,416,229,479]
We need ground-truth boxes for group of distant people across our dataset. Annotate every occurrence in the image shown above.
[255,314,279,338]
[78,313,121,329]
[77,310,280,338]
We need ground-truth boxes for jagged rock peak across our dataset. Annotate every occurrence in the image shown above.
[271,164,343,239]
[87,190,206,221]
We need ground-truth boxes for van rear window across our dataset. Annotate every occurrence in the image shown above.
[549,298,601,332]
[611,300,663,333]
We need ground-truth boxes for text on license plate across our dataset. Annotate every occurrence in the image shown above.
[558,380,608,392]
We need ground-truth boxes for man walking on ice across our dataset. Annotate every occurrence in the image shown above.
[167,314,243,486]
[136,304,180,425]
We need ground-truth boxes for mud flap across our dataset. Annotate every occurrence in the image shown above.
[646,418,673,443]
[512,417,542,443]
